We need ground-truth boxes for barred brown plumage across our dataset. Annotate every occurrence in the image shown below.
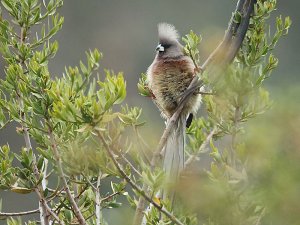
[146,23,201,205]
[147,23,201,119]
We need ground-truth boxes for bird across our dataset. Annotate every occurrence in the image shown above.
[147,23,201,121]
[146,23,201,204]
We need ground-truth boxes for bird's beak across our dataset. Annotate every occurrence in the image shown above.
[156,44,164,52]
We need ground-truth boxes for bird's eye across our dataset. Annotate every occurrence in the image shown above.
[163,43,171,49]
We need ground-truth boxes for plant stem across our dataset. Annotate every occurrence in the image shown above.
[133,184,148,225]
[47,123,87,225]
[231,106,241,168]
[185,127,217,167]
[96,131,185,225]
[35,187,65,225]
[95,171,102,225]
[0,209,40,218]
[19,26,53,225]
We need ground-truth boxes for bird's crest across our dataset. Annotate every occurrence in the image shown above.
[158,23,179,42]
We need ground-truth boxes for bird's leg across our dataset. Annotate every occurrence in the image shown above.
[194,65,203,75]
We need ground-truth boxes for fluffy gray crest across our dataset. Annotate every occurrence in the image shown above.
[158,23,179,42]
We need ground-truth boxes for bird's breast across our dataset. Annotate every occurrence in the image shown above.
[147,57,197,117]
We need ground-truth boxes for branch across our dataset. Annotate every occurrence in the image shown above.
[95,172,102,225]
[202,0,256,69]
[255,208,266,225]
[225,0,256,64]
[133,125,151,164]
[96,131,185,225]
[18,26,55,225]
[133,183,148,225]
[185,127,217,167]
[231,106,241,168]
[0,209,40,218]
[101,190,123,203]
[134,1,256,224]
[119,153,143,178]
[83,175,97,191]
[35,187,65,225]
[47,123,87,225]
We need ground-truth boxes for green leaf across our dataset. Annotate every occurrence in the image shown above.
[0,107,6,127]
[10,186,33,194]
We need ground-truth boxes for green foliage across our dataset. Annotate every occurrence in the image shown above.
[182,30,202,68]
[0,0,136,224]
[0,0,293,225]
[141,167,165,194]
[137,72,152,97]
[177,1,292,225]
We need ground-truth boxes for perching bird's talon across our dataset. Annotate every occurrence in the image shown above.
[194,66,203,75]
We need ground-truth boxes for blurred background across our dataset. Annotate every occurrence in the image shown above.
[0,0,299,224]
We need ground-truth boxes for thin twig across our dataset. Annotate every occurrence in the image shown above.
[96,131,185,225]
[18,26,55,225]
[194,91,215,95]
[133,125,151,164]
[83,175,97,191]
[133,183,148,225]
[255,208,266,225]
[47,123,87,225]
[185,127,217,167]
[119,153,143,178]
[75,183,89,200]
[35,188,65,225]
[157,79,204,158]
[101,190,123,203]
[0,209,40,218]
[95,171,102,225]
[231,106,241,168]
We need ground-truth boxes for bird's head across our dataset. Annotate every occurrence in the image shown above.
[156,23,184,59]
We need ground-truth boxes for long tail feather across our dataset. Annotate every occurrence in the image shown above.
[162,114,186,205]
[141,115,186,224]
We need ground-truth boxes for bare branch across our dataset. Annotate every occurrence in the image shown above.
[185,127,217,167]
[202,0,256,69]
[47,123,87,225]
[225,0,256,64]
[95,172,102,225]
[133,125,151,164]
[96,131,185,225]
[83,175,97,191]
[101,190,123,203]
[133,183,148,225]
[0,209,40,218]
[119,153,143,178]
[35,188,65,225]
